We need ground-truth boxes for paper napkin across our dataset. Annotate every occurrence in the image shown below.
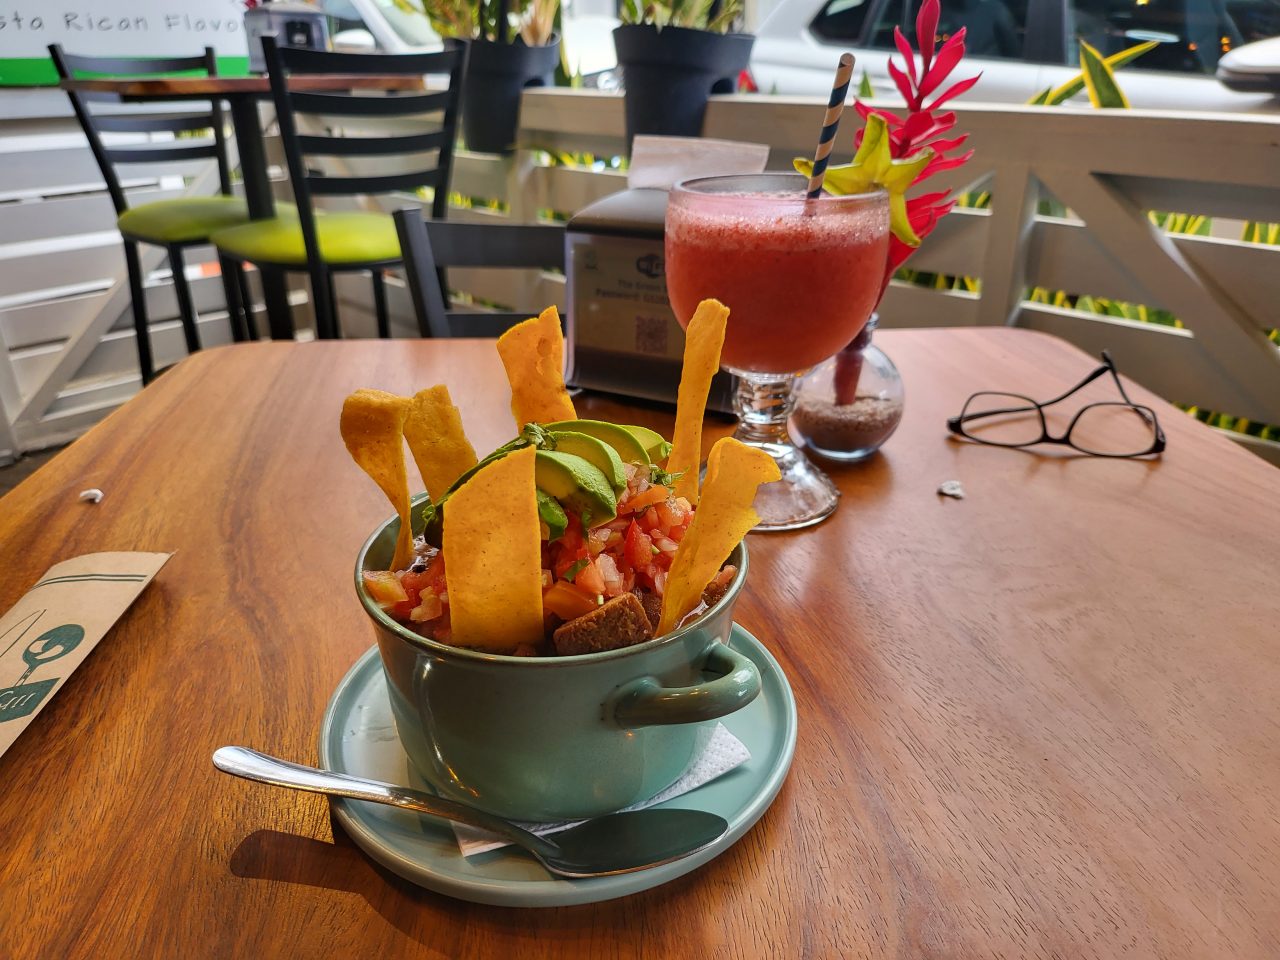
[453,722,751,857]
[0,552,171,759]
[627,135,769,191]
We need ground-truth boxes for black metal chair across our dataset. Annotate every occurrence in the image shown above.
[50,44,254,385]
[211,37,466,341]
[392,211,567,338]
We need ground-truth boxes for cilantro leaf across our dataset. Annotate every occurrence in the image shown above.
[563,558,590,582]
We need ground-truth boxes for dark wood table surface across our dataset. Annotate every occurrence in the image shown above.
[60,74,425,339]
[3,329,1279,959]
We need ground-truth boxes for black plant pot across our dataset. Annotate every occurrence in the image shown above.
[612,24,754,149]
[462,36,561,154]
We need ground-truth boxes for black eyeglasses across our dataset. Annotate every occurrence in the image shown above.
[947,351,1166,458]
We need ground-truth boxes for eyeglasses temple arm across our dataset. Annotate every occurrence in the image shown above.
[1038,364,1111,408]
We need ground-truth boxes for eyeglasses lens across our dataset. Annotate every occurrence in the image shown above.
[959,393,1043,446]
[1069,403,1157,456]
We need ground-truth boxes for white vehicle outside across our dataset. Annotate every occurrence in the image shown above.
[750,0,1280,111]
[325,0,622,77]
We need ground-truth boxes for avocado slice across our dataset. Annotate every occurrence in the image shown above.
[548,431,626,492]
[536,489,568,541]
[543,419,650,467]
[534,450,617,527]
[619,424,672,463]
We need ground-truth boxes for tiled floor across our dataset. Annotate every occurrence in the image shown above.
[0,446,63,499]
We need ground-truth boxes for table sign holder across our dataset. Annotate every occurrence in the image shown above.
[565,188,736,411]
[0,552,170,759]
[563,137,768,412]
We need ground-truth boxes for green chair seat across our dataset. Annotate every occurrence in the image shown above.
[117,196,251,245]
[210,211,401,267]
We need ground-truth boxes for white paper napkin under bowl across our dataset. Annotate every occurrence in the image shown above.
[453,722,751,857]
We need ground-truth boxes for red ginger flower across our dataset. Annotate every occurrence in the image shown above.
[854,0,979,293]
[833,0,978,403]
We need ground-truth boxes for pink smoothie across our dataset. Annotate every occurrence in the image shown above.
[666,193,889,375]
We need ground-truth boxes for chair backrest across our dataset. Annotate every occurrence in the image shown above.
[392,210,566,338]
[262,36,466,267]
[48,45,233,215]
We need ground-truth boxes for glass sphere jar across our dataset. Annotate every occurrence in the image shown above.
[790,315,904,462]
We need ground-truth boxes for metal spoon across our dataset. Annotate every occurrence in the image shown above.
[213,746,729,879]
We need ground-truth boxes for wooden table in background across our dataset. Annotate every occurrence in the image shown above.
[2,329,1279,959]
[61,75,425,339]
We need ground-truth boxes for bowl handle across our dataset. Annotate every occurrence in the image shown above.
[611,643,761,728]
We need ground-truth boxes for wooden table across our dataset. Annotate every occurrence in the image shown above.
[3,329,1279,958]
[61,76,424,339]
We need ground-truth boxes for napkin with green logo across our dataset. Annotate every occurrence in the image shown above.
[0,552,170,759]
[453,722,750,857]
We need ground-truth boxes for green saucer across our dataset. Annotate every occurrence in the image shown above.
[317,625,797,908]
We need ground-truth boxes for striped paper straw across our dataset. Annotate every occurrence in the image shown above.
[806,53,856,200]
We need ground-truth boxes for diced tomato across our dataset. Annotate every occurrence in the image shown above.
[667,523,686,542]
[560,512,586,552]
[654,501,682,530]
[624,521,654,570]
[553,544,589,579]
[638,506,665,534]
[626,485,669,513]
[575,557,607,596]
[543,580,600,620]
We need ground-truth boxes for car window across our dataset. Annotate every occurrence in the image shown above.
[869,0,1026,59]
[1068,0,1280,73]
[812,0,880,42]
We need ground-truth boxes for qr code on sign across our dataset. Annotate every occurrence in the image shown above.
[635,315,668,355]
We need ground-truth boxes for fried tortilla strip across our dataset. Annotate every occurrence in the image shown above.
[667,298,729,505]
[657,437,779,636]
[403,384,478,499]
[443,445,544,651]
[496,305,576,429]
[341,389,414,571]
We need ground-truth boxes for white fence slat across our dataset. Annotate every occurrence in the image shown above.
[901,207,988,278]
[448,268,565,313]
[1109,177,1280,224]
[531,165,626,217]
[1037,166,1280,423]
[0,274,232,351]
[1019,304,1264,416]
[452,152,509,201]
[878,282,981,328]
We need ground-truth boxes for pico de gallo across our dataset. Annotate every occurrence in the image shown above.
[363,461,736,651]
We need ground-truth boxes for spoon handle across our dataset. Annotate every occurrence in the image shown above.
[212,746,558,857]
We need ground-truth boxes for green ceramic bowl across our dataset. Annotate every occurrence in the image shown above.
[355,497,761,822]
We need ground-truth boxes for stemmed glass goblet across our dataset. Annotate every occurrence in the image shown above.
[665,173,890,530]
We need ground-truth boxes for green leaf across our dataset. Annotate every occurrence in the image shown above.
[794,114,933,246]
[621,0,641,22]
[1045,40,1155,105]
[1027,86,1053,106]
[858,70,875,99]
[1080,40,1130,109]
[649,465,685,488]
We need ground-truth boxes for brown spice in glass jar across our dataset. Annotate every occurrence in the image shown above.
[792,395,903,453]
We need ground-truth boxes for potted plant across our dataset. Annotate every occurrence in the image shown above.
[408,0,561,153]
[613,0,754,148]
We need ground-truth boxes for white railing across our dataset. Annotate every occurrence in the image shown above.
[3,87,1279,465]
[435,91,1280,463]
